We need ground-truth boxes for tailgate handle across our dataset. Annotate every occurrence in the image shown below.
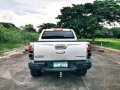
[55,44,66,49]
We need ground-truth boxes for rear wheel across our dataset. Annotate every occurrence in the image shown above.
[76,69,87,76]
[30,69,42,77]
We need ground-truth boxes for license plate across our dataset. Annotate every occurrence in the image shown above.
[53,62,68,67]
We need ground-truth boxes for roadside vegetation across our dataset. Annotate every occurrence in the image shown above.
[95,38,120,50]
[0,23,39,55]
[81,27,120,50]
[82,38,120,50]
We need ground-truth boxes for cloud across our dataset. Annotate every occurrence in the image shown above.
[0,0,94,27]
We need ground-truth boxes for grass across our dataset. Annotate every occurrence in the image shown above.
[82,38,120,50]
[0,25,39,55]
[0,44,24,55]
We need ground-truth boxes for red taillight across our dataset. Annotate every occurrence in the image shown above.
[87,44,92,59]
[28,45,34,59]
[87,44,92,51]
[28,45,33,51]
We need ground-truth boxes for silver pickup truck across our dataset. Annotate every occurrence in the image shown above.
[28,28,92,77]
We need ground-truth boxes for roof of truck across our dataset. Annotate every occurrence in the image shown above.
[44,28,72,31]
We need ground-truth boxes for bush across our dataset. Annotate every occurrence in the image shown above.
[94,27,120,38]
[111,28,120,38]
[0,25,39,44]
[95,28,112,38]
[0,25,39,53]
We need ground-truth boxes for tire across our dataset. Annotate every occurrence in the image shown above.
[76,69,87,76]
[30,69,41,77]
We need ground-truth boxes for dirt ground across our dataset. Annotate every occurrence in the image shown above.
[0,51,120,90]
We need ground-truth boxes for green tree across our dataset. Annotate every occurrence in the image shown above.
[56,0,120,42]
[24,24,36,32]
[0,22,17,29]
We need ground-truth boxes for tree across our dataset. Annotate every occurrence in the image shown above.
[38,23,57,33]
[57,4,86,38]
[0,22,16,29]
[56,3,102,42]
[56,0,120,42]
[24,24,36,32]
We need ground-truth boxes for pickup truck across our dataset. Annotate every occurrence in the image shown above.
[28,28,92,77]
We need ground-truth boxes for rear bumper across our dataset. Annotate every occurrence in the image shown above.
[28,60,92,72]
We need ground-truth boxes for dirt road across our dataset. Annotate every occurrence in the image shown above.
[0,51,120,90]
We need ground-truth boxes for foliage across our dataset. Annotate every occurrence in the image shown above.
[38,23,57,33]
[111,27,120,38]
[94,27,120,38]
[95,38,120,50]
[95,28,110,38]
[24,24,36,32]
[0,22,16,29]
[82,38,120,50]
[56,0,120,42]
[0,25,39,54]
[0,25,38,44]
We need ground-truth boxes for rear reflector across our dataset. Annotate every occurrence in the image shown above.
[29,54,33,57]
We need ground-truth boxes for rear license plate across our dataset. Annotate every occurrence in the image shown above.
[53,62,68,68]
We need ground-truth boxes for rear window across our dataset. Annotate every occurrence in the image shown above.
[42,31,74,39]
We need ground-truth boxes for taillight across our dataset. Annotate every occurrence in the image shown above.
[28,45,34,60]
[28,45,33,51]
[87,44,92,59]
[87,44,92,51]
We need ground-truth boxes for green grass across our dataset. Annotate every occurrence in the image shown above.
[0,44,24,55]
[81,38,120,50]
[0,25,39,55]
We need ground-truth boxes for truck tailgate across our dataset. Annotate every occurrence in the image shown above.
[33,42,88,61]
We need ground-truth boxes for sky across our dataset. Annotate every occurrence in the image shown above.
[0,0,94,28]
